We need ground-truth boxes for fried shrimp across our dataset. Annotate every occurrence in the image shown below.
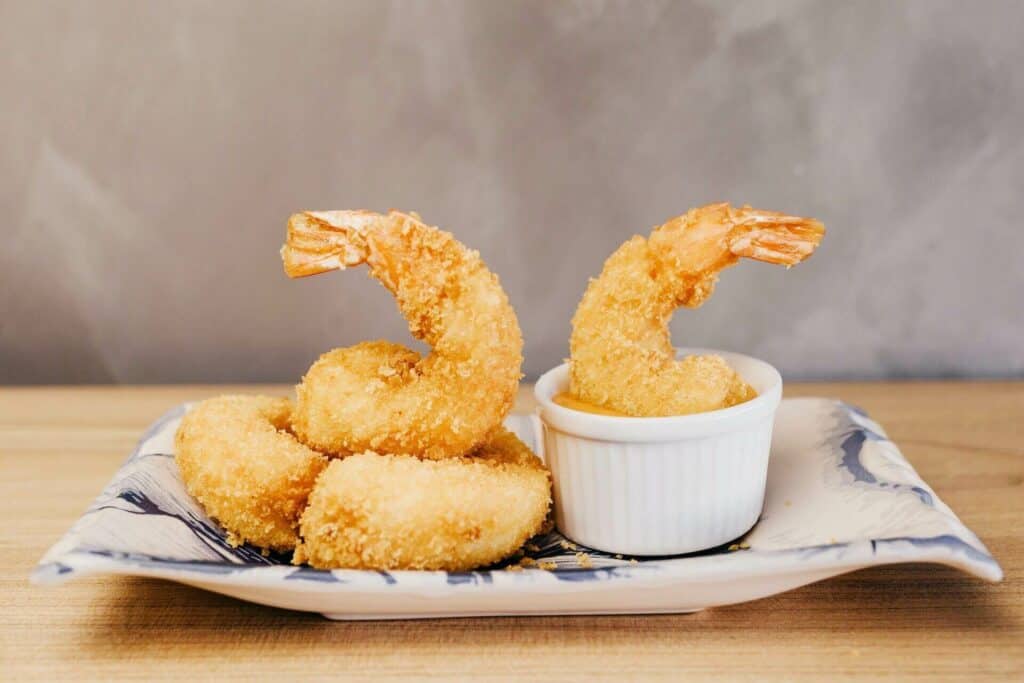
[569,203,825,416]
[175,395,328,551]
[281,210,524,460]
[293,427,551,571]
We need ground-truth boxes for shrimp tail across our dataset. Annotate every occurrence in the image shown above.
[726,206,825,266]
[281,210,377,278]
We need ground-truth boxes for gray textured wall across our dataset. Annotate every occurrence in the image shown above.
[2,0,1022,384]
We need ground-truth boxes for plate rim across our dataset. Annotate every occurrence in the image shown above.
[32,531,1002,590]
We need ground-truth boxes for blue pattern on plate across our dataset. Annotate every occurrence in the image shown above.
[836,403,934,505]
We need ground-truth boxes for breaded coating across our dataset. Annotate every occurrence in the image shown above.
[293,427,551,571]
[282,210,524,460]
[175,395,328,551]
[569,203,824,416]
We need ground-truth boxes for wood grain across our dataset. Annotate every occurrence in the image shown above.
[1,383,1022,681]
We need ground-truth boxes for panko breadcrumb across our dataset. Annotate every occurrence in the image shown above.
[294,427,551,571]
[282,211,524,460]
[174,395,328,551]
[568,203,823,416]
[574,551,593,568]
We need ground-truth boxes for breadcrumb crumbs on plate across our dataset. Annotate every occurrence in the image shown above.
[538,561,558,571]
[505,564,523,572]
[574,552,593,568]
[559,540,578,551]
[628,558,638,564]
[518,557,538,568]
[525,543,540,552]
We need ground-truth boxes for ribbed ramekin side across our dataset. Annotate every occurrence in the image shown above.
[543,416,774,556]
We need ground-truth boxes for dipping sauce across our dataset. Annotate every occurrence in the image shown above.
[551,392,631,417]
[552,386,758,417]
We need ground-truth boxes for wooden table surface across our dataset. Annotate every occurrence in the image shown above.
[2,383,1022,681]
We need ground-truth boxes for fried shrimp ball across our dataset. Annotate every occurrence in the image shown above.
[175,395,328,551]
[293,427,551,571]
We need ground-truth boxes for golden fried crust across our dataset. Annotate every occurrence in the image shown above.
[174,395,328,551]
[292,339,522,460]
[293,427,551,571]
[569,204,822,416]
[283,211,524,460]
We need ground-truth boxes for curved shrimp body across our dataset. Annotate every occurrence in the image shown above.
[569,203,825,417]
[293,426,551,571]
[174,395,328,551]
[281,210,524,460]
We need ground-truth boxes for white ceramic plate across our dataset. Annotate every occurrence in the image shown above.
[32,398,1001,620]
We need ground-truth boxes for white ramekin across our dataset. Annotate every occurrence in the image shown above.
[533,348,782,556]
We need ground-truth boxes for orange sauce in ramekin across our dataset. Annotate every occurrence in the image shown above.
[551,392,631,417]
[552,387,758,417]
